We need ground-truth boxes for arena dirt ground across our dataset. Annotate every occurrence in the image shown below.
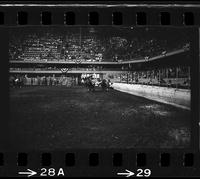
[9,86,191,150]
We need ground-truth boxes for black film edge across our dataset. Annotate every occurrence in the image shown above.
[0,1,199,177]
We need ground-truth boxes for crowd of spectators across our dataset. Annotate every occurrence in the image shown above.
[9,27,190,62]
[9,74,78,87]
[118,66,190,89]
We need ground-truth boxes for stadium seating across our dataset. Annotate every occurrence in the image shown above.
[9,28,189,62]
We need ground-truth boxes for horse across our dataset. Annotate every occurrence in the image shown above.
[85,77,95,92]
[101,79,108,91]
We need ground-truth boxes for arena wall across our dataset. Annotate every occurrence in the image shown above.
[112,83,190,110]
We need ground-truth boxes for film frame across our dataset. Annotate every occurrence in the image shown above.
[0,1,200,177]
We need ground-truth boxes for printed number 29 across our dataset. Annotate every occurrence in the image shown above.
[137,169,151,177]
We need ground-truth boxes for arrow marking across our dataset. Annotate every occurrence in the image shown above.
[117,169,135,177]
[18,169,37,177]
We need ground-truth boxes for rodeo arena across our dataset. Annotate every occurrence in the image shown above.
[9,27,191,149]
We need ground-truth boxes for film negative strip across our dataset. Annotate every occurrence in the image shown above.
[0,1,200,177]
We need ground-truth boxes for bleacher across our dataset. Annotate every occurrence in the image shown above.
[9,27,190,62]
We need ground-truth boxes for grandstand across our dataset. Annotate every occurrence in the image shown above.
[9,26,189,62]
[9,26,191,89]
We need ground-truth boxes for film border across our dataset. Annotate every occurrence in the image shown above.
[0,1,199,177]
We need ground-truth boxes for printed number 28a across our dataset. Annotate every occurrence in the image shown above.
[40,168,65,177]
